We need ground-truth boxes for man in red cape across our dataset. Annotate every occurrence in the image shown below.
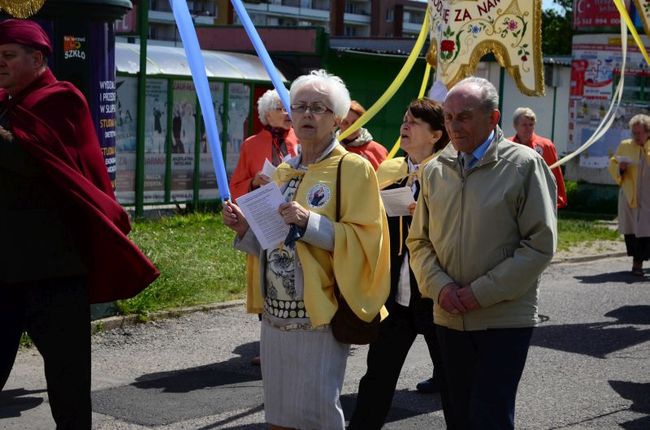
[0,19,159,429]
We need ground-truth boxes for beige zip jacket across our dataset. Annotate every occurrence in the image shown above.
[407,128,557,331]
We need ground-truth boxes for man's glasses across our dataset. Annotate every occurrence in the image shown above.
[291,103,332,115]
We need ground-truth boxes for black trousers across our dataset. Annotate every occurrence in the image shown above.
[0,277,91,430]
[436,325,534,430]
[349,305,448,430]
[624,234,650,262]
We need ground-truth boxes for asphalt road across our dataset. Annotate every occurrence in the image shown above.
[1,256,649,429]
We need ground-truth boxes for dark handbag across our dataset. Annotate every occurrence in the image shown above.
[330,153,381,345]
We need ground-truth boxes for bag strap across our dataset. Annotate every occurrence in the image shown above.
[333,153,349,299]
[336,153,349,222]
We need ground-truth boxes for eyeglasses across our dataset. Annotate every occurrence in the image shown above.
[291,103,332,115]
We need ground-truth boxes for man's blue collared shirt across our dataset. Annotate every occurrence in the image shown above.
[463,129,494,169]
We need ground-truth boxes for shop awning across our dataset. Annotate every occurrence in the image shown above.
[116,42,285,82]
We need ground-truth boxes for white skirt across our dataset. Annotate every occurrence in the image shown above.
[260,319,350,429]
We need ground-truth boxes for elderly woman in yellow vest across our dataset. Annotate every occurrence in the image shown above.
[608,114,650,277]
[223,69,390,429]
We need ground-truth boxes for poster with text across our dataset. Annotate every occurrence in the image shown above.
[171,81,197,201]
[569,34,650,169]
[115,76,137,204]
[226,83,250,176]
[144,79,168,202]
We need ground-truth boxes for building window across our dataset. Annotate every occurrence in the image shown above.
[344,26,357,36]
[386,8,394,22]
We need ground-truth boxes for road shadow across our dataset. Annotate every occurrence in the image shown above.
[0,388,45,418]
[531,305,650,358]
[610,380,650,413]
[132,341,261,392]
[575,270,648,284]
[92,342,263,426]
[341,389,442,426]
[610,380,650,430]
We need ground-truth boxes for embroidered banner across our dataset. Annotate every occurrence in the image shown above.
[0,0,45,18]
[427,0,544,96]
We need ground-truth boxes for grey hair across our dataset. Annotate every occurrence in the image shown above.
[257,89,282,125]
[448,76,499,112]
[629,113,650,131]
[289,69,351,119]
[513,107,536,125]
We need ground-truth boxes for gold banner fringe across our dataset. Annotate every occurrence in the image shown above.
[0,0,46,18]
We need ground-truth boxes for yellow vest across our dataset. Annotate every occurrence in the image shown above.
[274,145,391,327]
[608,138,650,208]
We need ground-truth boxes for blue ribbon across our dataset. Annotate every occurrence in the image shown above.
[169,0,231,201]
[230,0,291,115]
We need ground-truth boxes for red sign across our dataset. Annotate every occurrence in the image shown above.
[115,0,138,34]
[570,59,588,97]
[573,0,629,28]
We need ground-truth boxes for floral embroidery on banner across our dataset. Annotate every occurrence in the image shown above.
[427,0,544,96]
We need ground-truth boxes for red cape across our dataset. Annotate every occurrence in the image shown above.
[1,70,159,303]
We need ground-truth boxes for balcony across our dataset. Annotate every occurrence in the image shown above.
[149,9,215,25]
[245,2,330,22]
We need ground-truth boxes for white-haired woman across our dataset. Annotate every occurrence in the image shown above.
[224,70,390,429]
[608,114,650,277]
[230,89,299,200]
[230,90,300,333]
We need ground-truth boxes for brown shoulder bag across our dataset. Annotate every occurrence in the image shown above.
[330,153,381,345]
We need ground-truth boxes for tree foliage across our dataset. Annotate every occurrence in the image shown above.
[542,0,573,55]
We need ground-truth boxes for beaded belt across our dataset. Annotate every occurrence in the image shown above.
[262,314,329,332]
[264,297,309,319]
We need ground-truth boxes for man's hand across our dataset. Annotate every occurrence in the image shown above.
[0,125,13,142]
[457,285,481,311]
[619,161,630,171]
[438,283,466,314]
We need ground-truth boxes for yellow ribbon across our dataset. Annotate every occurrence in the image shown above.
[274,163,305,182]
[613,0,650,66]
[338,7,431,142]
[387,63,433,160]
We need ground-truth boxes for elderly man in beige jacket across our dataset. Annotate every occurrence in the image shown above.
[407,76,557,430]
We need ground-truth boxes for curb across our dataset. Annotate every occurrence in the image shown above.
[92,299,245,333]
[551,251,627,265]
[93,252,628,333]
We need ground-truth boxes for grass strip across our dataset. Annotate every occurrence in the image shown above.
[117,212,245,316]
[116,212,622,316]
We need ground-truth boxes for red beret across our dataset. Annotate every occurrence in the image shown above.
[0,19,52,56]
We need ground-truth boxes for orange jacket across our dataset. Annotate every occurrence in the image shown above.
[510,133,567,209]
[343,140,388,170]
[229,128,299,200]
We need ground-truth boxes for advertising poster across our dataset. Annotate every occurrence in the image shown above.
[115,76,138,204]
[568,34,650,170]
[171,81,197,202]
[226,83,251,176]
[199,82,225,200]
[144,79,168,203]
[573,0,629,29]
[89,23,118,187]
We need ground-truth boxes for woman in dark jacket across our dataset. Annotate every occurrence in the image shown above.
[349,98,450,429]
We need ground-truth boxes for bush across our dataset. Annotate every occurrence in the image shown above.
[564,180,618,216]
